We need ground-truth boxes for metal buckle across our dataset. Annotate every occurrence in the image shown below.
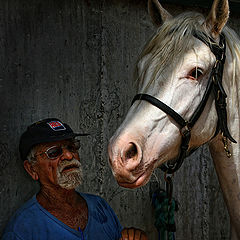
[222,134,232,158]
[180,124,191,138]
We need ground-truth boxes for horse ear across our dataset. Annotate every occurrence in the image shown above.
[206,0,229,37]
[148,0,172,27]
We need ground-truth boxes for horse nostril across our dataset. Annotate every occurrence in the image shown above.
[124,142,138,161]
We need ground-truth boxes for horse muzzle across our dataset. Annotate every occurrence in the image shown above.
[108,137,150,188]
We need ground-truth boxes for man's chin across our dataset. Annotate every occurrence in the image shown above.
[59,181,82,190]
[58,171,83,190]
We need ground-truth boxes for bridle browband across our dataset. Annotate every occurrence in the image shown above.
[132,31,237,174]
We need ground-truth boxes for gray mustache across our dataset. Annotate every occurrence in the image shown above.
[58,158,81,173]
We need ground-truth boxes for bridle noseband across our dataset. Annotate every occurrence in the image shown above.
[132,31,237,174]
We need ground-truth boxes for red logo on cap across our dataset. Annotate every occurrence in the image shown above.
[47,121,66,131]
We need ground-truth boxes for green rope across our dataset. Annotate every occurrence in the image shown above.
[152,190,177,240]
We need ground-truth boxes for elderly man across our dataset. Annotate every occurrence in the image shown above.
[3,118,147,240]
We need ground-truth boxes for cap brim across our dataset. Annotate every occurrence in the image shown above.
[41,132,90,143]
[74,133,90,137]
[23,132,89,159]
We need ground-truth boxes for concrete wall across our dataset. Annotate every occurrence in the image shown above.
[0,0,240,239]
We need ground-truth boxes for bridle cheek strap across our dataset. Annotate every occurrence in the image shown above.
[132,94,187,128]
[132,93,192,174]
[132,32,236,174]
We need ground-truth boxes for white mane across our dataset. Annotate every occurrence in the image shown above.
[135,11,240,98]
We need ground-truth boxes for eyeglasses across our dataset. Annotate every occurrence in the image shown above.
[35,140,80,160]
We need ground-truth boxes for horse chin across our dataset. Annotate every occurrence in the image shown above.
[115,165,154,189]
[117,176,150,189]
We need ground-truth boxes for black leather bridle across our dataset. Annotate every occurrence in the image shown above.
[132,31,237,174]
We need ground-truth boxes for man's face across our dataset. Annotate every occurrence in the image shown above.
[33,139,83,190]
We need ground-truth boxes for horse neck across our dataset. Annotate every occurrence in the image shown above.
[209,135,240,238]
[223,26,240,147]
[208,34,240,238]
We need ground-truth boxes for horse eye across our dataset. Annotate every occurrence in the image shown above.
[188,67,203,80]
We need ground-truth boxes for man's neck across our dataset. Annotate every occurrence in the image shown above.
[36,185,88,230]
[37,185,81,208]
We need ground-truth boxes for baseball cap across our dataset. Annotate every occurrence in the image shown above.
[19,118,89,160]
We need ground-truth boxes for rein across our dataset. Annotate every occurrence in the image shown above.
[132,31,236,174]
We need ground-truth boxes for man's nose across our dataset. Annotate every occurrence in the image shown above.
[61,147,74,160]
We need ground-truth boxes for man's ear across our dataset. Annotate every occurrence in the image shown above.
[24,160,39,181]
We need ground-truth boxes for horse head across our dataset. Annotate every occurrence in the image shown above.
[108,0,237,188]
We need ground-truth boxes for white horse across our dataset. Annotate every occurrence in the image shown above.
[108,0,240,238]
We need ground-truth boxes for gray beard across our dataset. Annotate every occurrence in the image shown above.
[56,158,83,190]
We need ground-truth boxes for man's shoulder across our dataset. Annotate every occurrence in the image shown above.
[80,192,116,215]
[80,192,109,205]
[80,192,102,200]
[79,192,123,239]
[3,196,40,233]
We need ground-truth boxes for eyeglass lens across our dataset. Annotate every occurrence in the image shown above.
[46,141,80,159]
[47,147,63,159]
